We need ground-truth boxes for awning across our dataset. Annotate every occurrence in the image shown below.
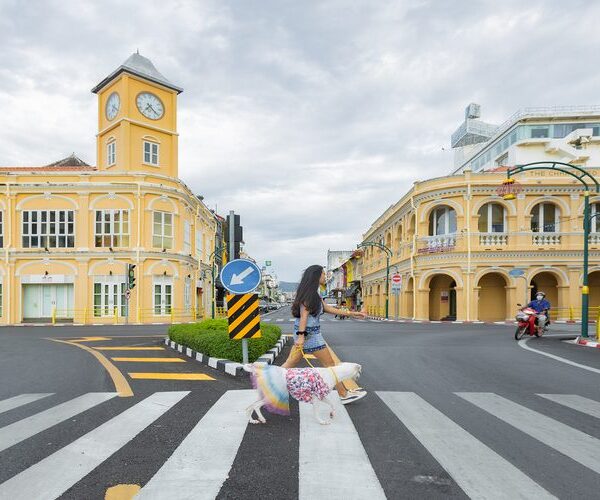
[345,283,361,297]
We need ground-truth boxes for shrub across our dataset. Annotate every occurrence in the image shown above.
[168,319,282,363]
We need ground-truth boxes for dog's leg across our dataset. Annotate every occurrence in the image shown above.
[321,395,336,420]
[246,398,267,424]
[254,400,267,424]
[312,397,330,425]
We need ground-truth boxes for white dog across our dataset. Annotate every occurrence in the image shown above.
[243,362,362,425]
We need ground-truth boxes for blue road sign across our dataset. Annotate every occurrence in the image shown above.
[220,259,262,295]
[509,269,525,277]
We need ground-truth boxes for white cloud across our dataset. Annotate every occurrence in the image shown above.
[1,0,600,280]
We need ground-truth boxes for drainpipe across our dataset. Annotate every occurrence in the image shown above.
[136,182,141,322]
[466,173,472,321]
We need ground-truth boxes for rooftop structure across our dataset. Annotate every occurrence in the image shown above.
[451,104,600,174]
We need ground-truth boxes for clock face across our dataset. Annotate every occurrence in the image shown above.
[105,92,120,120]
[136,92,164,120]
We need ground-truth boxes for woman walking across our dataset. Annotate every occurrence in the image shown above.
[282,265,367,404]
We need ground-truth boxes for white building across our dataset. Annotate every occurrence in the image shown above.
[452,104,600,174]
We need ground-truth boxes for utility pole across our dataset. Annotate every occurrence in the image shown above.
[228,210,249,363]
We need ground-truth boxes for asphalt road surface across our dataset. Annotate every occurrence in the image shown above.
[0,309,598,499]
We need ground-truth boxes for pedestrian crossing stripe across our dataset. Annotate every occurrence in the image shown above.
[226,293,261,340]
[2,390,599,498]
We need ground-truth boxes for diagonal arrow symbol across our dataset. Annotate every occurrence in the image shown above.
[230,266,255,286]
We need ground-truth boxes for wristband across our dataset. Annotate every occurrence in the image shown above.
[296,331,306,335]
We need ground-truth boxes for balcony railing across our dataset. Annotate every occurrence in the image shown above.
[532,233,561,246]
[589,233,600,245]
[418,234,457,254]
[479,233,508,246]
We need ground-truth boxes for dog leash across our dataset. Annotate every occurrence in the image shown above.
[296,344,340,386]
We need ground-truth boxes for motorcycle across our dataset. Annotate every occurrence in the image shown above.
[514,304,548,340]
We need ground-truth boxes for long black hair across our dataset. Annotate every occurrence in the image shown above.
[292,265,324,318]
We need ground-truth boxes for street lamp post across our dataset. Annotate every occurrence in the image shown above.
[209,247,223,319]
[357,241,392,319]
[502,161,599,338]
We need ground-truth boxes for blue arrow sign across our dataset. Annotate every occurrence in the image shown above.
[220,259,262,295]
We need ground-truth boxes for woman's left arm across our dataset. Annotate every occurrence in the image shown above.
[322,301,367,319]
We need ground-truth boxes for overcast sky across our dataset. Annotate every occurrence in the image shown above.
[2,0,600,281]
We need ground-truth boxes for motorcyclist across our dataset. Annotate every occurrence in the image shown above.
[527,291,551,334]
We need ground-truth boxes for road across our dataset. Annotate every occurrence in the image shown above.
[0,309,598,499]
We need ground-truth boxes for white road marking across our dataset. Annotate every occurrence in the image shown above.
[276,319,283,322]
[262,318,272,322]
[518,337,600,374]
[378,392,555,500]
[0,392,117,453]
[299,393,386,500]
[0,393,53,415]
[456,392,600,474]
[537,394,600,419]
[136,390,255,499]
[0,391,189,500]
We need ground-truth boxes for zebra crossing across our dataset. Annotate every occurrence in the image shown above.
[0,389,598,498]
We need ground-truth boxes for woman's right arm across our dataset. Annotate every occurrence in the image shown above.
[296,305,309,345]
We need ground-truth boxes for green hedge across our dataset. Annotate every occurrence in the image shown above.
[168,319,282,363]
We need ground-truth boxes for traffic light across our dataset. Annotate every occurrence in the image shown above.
[224,214,243,260]
[128,264,136,290]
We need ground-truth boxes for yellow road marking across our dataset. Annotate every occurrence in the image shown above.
[128,373,215,380]
[96,347,165,351]
[47,338,133,397]
[111,357,185,363]
[69,337,112,342]
[105,484,141,499]
[326,344,358,391]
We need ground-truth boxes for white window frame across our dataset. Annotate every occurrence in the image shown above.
[95,209,130,247]
[184,277,191,311]
[531,203,560,233]
[183,220,191,254]
[429,206,457,236]
[143,140,159,166]
[592,203,600,233]
[153,211,173,249]
[22,210,75,248]
[93,277,127,317]
[478,203,506,233]
[107,141,116,167]
[0,211,3,248]
[153,276,173,315]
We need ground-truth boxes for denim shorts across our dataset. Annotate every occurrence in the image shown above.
[294,326,327,353]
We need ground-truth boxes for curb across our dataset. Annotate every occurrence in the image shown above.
[164,335,290,377]
[574,336,600,349]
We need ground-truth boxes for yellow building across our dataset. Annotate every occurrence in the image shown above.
[0,53,217,325]
[362,168,600,322]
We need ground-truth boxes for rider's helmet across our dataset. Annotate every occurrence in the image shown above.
[536,291,546,298]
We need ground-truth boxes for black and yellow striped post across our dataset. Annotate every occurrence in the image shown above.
[227,294,261,340]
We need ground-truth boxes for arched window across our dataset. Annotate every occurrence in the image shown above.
[395,224,403,249]
[428,206,457,236]
[478,203,505,233]
[591,203,600,233]
[531,203,559,233]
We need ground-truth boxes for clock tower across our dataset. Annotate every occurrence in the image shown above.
[92,52,183,178]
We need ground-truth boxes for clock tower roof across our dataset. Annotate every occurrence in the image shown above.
[91,52,183,94]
